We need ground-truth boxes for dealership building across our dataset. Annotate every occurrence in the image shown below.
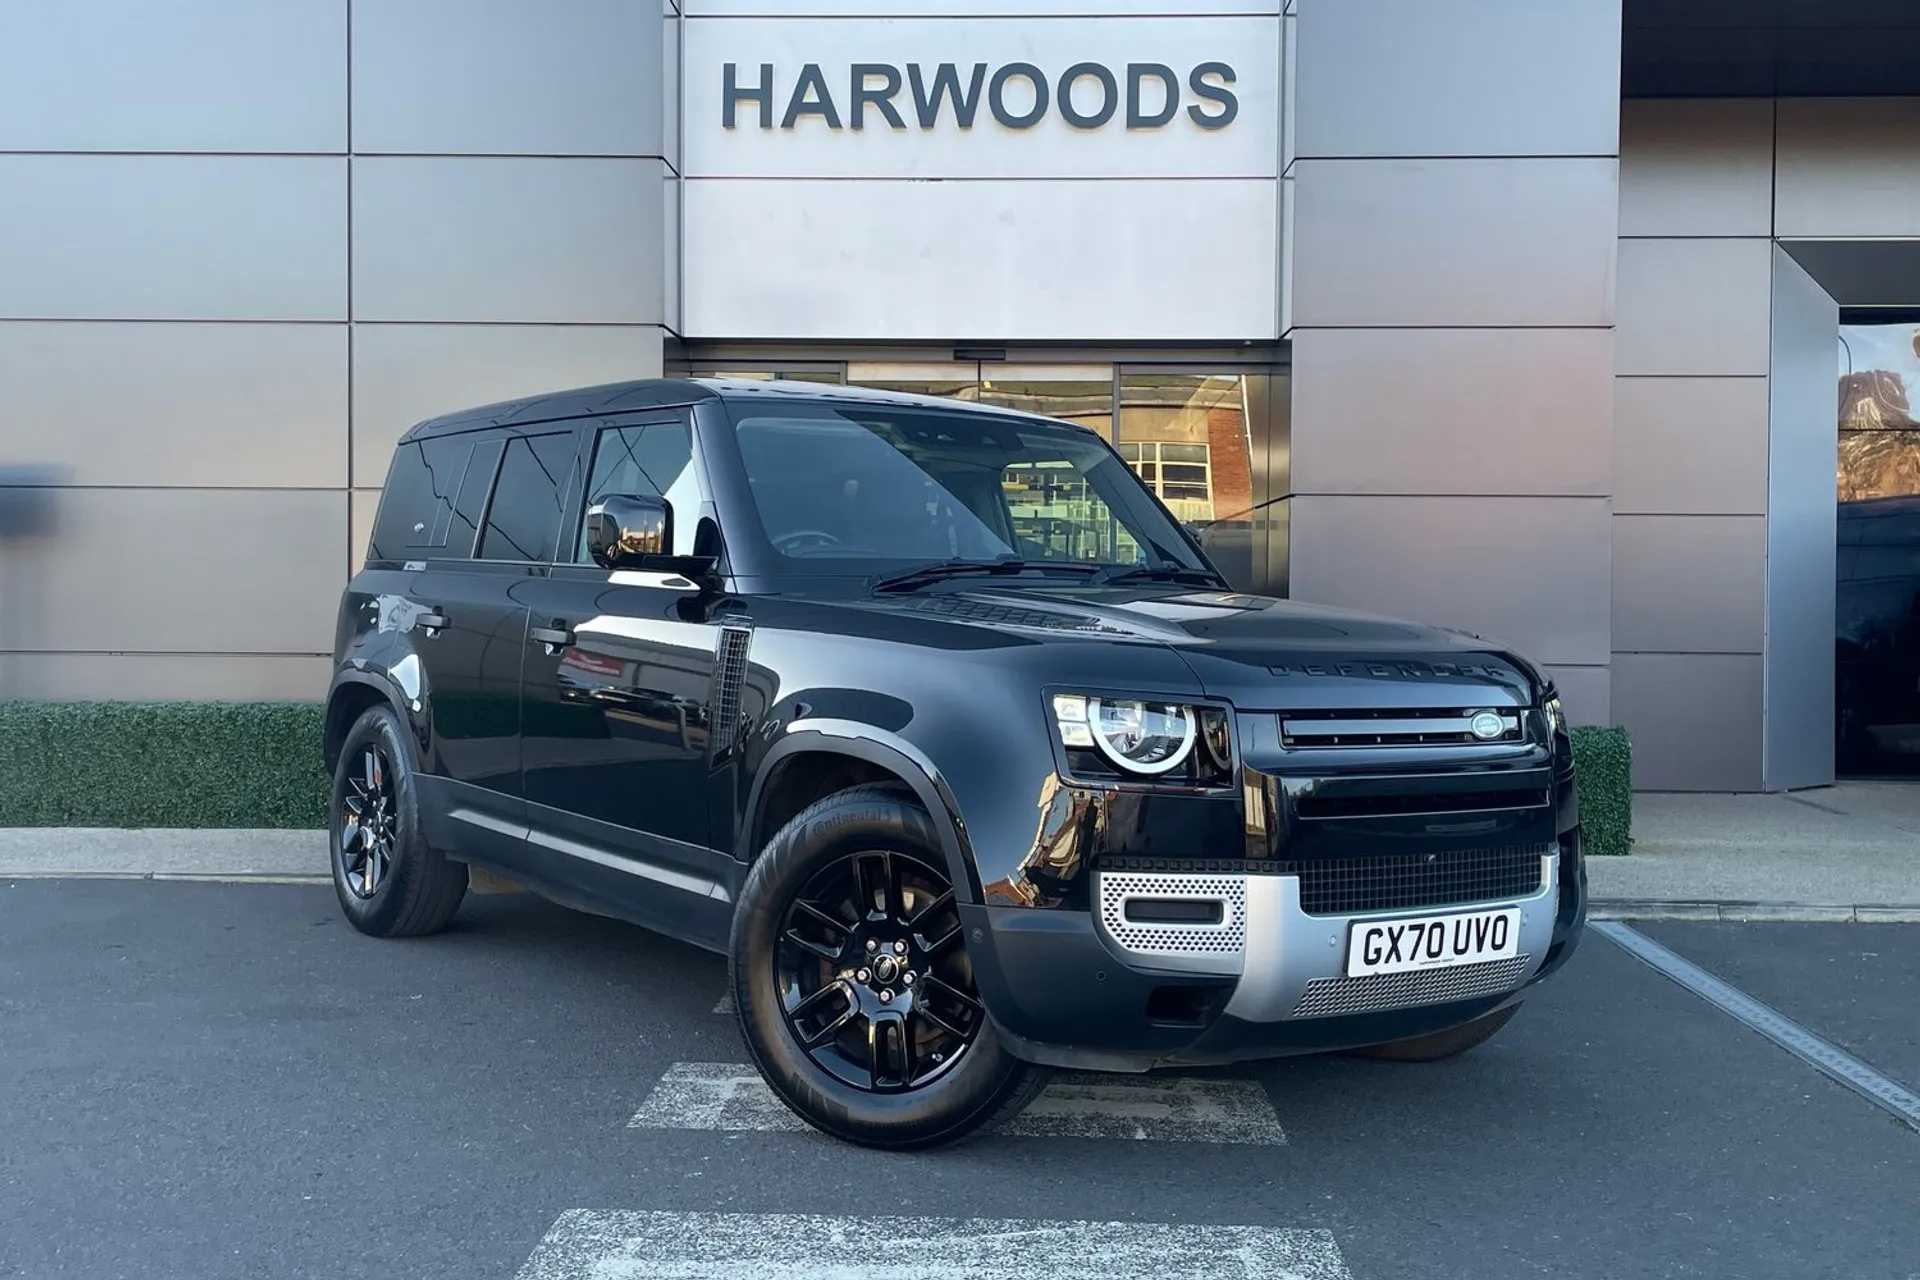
[5,0,1920,793]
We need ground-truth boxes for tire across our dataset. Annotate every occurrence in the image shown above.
[328,704,468,939]
[1343,1002,1521,1063]
[730,782,1048,1151]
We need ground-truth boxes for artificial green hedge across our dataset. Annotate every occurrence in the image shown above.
[0,701,329,828]
[0,701,1637,848]
[1569,724,1634,856]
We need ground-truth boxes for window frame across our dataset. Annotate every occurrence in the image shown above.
[471,427,586,569]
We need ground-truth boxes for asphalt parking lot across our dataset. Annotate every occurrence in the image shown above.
[2,880,1916,1280]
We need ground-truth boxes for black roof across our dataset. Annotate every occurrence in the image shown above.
[398,376,1063,442]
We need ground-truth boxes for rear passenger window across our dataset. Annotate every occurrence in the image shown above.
[368,435,502,562]
[478,432,577,564]
[571,421,693,561]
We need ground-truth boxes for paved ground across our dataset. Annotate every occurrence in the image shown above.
[1595,782,1920,914]
[3,879,1916,1280]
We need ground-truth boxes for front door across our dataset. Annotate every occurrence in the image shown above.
[516,410,736,946]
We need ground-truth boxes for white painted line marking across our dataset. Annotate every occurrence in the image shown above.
[629,1063,1286,1144]
[713,990,734,1015]
[515,1209,1351,1280]
[1595,921,1920,1133]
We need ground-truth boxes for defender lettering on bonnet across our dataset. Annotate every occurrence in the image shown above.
[722,60,1238,132]
[1269,660,1511,681]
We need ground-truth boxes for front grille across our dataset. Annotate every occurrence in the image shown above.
[1279,844,1547,916]
[1290,954,1533,1019]
[1280,707,1526,749]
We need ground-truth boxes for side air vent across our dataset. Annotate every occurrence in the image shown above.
[709,625,752,764]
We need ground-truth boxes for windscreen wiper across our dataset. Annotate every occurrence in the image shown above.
[869,558,1099,595]
[1086,561,1228,588]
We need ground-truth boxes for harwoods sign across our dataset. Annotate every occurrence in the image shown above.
[723,60,1239,132]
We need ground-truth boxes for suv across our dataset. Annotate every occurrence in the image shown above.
[325,378,1587,1150]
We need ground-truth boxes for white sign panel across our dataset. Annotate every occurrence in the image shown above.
[683,15,1281,178]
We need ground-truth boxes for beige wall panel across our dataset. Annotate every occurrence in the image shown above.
[1543,663,1611,728]
[350,324,664,487]
[1,654,332,702]
[351,489,382,574]
[1615,237,1774,377]
[1291,327,1612,496]
[0,322,347,489]
[1290,158,1618,329]
[1289,494,1612,667]
[1613,652,1763,791]
[1619,99,1775,238]
[1613,376,1770,516]
[1775,98,1920,239]
[1612,515,1766,655]
[20,490,347,654]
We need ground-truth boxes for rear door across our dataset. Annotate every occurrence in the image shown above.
[516,409,738,948]
[364,429,528,855]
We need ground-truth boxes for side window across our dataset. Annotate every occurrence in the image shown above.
[572,420,693,561]
[368,434,501,562]
[478,432,578,564]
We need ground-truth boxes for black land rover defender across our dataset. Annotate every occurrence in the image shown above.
[324,377,1587,1150]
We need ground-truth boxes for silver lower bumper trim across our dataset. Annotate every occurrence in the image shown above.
[1090,854,1559,1024]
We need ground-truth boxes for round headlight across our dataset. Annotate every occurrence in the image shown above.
[1088,698,1196,774]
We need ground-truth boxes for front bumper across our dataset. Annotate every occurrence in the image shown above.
[964,839,1588,1072]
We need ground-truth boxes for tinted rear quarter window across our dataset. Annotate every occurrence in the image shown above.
[368,434,503,562]
[479,431,578,563]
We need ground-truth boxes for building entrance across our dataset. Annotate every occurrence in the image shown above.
[676,353,1290,595]
[1836,319,1920,776]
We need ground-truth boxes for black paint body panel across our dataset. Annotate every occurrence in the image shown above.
[326,377,1589,1064]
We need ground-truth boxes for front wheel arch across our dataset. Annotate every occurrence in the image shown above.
[742,730,982,906]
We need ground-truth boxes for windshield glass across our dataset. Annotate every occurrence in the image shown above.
[727,402,1212,578]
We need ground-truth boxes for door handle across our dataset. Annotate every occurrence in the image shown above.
[416,610,450,636]
[530,624,575,654]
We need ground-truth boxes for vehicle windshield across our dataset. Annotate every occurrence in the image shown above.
[727,402,1214,580]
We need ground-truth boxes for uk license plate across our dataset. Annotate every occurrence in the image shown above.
[1344,905,1522,977]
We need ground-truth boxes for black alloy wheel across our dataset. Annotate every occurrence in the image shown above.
[328,704,469,938]
[775,847,979,1093]
[731,783,1047,1150]
[339,742,397,900]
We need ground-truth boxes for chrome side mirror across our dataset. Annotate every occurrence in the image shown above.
[586,494,672,569]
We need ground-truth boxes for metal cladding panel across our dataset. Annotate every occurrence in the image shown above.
[1289,157,1618,330]
[683,177,1277,341]
[1611,516,1766,656]
[0,322,347,489]
[1763,246,1840,791]
[1618,99,1775,239]
[1775,98,1920,240]
[0,0,345,152]
[350,158,667,324]
[0,155,347,322]
[1613,653,1764,793]
[351,0,665,156]
[1615,237,1774,378]
[1290,327,1612,497]
[1287,495,1613,669]
[16,489,347,655]
[1292,0,1620,160]
[1613,377,1770,518]
[349,324,664,487]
